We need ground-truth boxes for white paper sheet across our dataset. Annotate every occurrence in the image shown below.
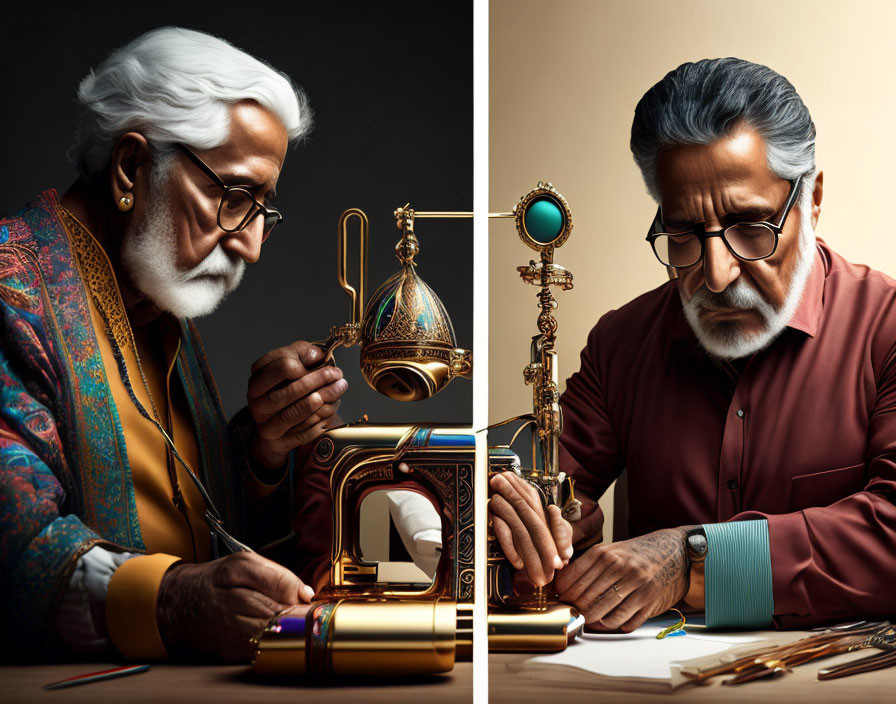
[521,620,763,687]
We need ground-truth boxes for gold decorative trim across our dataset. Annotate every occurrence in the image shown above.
[59,206,133,351]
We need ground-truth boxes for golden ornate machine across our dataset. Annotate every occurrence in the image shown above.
[252,184,582,678]
[317,206,473,401]
[486,182,584,649]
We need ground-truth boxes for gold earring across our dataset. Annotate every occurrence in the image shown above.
[117,194,134,212]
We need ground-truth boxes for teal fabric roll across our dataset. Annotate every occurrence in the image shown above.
[703,520,773,628]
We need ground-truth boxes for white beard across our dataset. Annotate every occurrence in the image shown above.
[120,180,245,319]
[680,194,817,360]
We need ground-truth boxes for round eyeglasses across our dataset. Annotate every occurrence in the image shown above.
[175,143,283,242]
[645,176,804,269]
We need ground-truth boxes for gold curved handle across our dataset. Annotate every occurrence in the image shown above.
[449,348,473,380]
[338,208,369,325]
[312,323,361,368]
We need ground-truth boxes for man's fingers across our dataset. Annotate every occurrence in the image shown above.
[490,472,544,516]
[296,579,315,603]
[491,514,524,569]
[547,504,574,561]
[219,553,306,605]
[554,546,602,594]
[248,355,308,399]
[235,586,285,619]
[250,340,319,375]
[265,403,339,449]
[589,588,645,631]
[489,494,547,585]
[252,366,345,420]
[617,608,650,634]
[299,344,324,367]
[558,552,625,607]
[490,474,560,572]
[272,418,333,453]
[257,381,346,440]
[555,546,619,601]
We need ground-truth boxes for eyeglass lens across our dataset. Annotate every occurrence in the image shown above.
[654,223,776,267]
[219,189,279,233]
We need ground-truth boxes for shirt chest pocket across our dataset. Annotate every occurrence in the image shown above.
[790,463,866,511]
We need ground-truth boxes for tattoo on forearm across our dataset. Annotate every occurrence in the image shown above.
[633,531,686,588]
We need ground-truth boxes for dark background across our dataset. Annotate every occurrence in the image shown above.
[0,0,473,424]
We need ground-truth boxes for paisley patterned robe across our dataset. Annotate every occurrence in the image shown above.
[0,191,249,656]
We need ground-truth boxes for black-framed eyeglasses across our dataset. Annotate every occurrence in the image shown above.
[645,176,805,269]
[175,143,283,243]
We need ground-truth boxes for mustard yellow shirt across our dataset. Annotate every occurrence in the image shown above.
[65,210,211,658]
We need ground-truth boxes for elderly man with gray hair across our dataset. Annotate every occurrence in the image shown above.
[0,27,347,661]
[554,57,896,632]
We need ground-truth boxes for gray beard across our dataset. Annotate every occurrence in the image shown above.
[680,204,817,360]
[120,180,245,319]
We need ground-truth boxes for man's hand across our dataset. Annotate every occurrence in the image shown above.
[489,472,574,587]
[247,341,347,469]
[156,552,315,662]
[555,527,689,632]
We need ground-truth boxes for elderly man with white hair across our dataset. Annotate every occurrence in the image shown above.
[553,58,896,633]
[0,27,346,661]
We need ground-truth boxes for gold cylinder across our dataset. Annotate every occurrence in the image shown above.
[252,599,459,677]
[328,599,456,675]
[487,604,576,652]
[251,606,310,676]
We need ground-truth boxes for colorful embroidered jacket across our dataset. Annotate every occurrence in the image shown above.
[0,191,251,655]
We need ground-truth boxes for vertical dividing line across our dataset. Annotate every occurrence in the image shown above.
[472,0,489,702]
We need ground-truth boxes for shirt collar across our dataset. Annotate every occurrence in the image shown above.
[784,242,826,338]
[671,241,827,341]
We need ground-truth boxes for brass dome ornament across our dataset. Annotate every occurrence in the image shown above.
[316,204,472,401]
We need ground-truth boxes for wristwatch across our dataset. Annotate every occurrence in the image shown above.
[685,527,708,565]
[683,527,707,608]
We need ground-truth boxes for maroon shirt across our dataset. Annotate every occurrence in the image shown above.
[560,241,896,626]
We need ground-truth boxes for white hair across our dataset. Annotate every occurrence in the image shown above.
[681,174,818,360]
[73,26,311,181]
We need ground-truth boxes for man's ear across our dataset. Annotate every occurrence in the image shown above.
[810,169,824,230]
[109,132,151,212]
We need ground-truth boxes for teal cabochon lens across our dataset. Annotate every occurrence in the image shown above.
[524,197,565,245]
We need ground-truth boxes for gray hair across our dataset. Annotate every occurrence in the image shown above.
[630,58,815,201]
[73,27,312,182]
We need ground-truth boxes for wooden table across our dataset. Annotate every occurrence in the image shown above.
[490,652,893,703]
[1,662,472,703]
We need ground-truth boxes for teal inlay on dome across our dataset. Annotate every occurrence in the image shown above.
[524,198,564,244]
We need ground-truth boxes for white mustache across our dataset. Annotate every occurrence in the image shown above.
[185,245,244,280]
[690,278,775,315]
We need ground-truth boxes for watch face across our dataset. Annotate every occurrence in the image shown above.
[687,532,708,556]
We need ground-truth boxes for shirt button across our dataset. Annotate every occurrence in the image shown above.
[727,479,738,490]
[736,409,745,418]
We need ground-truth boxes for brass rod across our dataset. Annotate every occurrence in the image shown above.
[407,211,515,218]
[337,208,368,325]
[413,211,473,218]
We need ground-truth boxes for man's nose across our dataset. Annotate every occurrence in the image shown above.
[221,215,264,264]
[702,236,741,293]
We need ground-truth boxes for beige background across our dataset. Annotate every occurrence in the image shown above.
[489,0,896,538]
